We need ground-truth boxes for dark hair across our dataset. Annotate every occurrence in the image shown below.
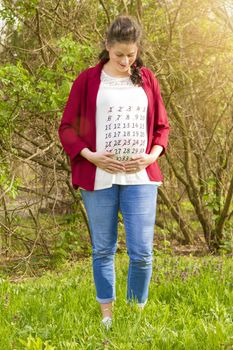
[99,16,143,86]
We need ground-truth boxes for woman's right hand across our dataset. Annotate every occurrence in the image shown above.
[80,148,125,174]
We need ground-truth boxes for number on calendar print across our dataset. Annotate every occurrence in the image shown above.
[107,107,114,113]
[113,140,121,147]
[113,131,121,138]
[122,139,131,146]
[114,123,121,129]
[105,141,112,148]
[121,155,130,161]
[139,140,146,146]
[131,148,139,154]
[132,131,139,137]
[132,139,139,146]
[123,131,131,137]
[123,123,130,129]
[114,149,121,155]
[123,148,131,154]
[105,124,111,131]
[105,132,112,139]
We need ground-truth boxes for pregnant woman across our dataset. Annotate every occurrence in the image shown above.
[58,15,169,329]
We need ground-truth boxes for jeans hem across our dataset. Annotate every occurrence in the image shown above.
[127,299,148,306]
[96,296,116,303]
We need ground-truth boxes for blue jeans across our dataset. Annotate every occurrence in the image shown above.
[80,184,158,304]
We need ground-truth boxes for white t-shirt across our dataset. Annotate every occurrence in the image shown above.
[94,69,161,190]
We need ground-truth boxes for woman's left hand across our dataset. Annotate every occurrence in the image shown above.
[123,154,157,173]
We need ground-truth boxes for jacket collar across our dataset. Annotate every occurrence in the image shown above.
[89,59,109,77]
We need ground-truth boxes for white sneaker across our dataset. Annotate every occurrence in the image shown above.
[137,302,147,310]
[137,303,146,310]
[101,316,112,330]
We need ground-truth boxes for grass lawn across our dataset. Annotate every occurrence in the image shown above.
[0,253,233,350]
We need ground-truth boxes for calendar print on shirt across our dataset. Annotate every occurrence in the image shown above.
[96,69,148,165]
[94,69,161,190]
[104,104,147,161]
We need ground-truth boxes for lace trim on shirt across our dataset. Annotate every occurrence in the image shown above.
[100,70,134,87]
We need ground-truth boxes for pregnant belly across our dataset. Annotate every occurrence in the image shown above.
[105,137,147,161]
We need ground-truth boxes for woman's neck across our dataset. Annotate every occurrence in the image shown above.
[103,61,131,78]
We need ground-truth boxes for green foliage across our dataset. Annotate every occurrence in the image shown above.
[0,212,91,273]
[0,255,233,349]
[202,178,223,212]
[0,0,39,24]
[0,164,20,197]
[19,335,55,350]
[0,35,95,196]
[57,34,95,73]
[0,62,32,136]
[219,224,233,254]
[52,227,91,265]
[0,37,95,137]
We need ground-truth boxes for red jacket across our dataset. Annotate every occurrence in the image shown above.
[58,60,169,190]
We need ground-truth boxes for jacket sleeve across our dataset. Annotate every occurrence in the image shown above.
[149,70,170,156]
[58,71,89,161]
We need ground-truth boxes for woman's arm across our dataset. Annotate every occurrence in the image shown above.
[58,71,90,161]
[150,72,170,157]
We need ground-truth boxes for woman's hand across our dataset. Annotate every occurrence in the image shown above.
[123,146,163,173]
[80,148,125,174]
[123,154,157,174]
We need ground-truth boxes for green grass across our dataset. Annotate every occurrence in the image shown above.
[0,254,233,350]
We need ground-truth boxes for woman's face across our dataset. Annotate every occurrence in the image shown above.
[106,41,138,74]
